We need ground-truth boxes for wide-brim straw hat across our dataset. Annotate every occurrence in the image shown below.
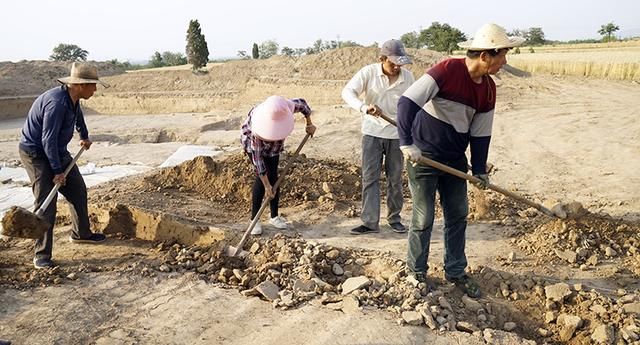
[251,96,295,141]
[458,23,525,50]
[58,62,109,87]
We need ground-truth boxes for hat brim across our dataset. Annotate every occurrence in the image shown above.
[388,55,412,65]
[458,36,525,50]
[58,76,109,88]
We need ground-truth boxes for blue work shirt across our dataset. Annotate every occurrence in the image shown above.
[19,85,89,174]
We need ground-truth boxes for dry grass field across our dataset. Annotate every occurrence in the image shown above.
[506,40,640,80]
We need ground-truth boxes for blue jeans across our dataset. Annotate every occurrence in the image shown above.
[360,135,404,229]
[406,155,469,279]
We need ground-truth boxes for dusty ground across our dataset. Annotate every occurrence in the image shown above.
[1,49,639,344]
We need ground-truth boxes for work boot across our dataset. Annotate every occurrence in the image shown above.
[33,257,54,269]
[269,216,288,229]
[250,221,262,235]
[447,274,481,298]
[69,233,106,244]
[389,222,407,233]
[349,225,379,235]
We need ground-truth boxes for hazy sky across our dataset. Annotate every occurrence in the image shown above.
[1,0,638,62]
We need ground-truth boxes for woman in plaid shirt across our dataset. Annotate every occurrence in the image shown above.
[240,95,316,235]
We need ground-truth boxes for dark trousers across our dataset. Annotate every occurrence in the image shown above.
[251,155,280,220]
[406,155,469,280]
[19,148,91,260]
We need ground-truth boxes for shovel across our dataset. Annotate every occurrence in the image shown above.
[375,110,562,218]
[413,155,563,219]
[1,147,86,238]
[225,133,312,257]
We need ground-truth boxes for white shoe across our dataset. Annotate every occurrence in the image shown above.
[269,216,288,229]
[250,221,262,235]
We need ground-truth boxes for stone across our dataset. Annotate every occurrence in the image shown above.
[332,263,344,276]
[341,295,360,314]
[341,276,371,295]
[545,283,572,303]
[402,311,423,326]
[555,249,577,263]
[461,295,483,312]
[503,322,517,331]
[255,280,280,301]
[591,324,614,344]
[623,302,640,314]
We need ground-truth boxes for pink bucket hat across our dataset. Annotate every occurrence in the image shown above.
[251,96,295,141]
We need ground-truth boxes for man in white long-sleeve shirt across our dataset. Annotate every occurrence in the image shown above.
[341,39,415,235]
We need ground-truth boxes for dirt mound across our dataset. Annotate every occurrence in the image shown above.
[0,60,125,97]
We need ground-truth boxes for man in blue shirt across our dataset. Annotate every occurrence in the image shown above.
[19,62,109,269]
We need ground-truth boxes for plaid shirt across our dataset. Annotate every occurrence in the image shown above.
[241,98,312,175]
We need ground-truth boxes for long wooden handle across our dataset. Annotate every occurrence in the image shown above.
[379,113,397,127]
[232,133,312,256]
[34,147,86,217]
[414,156,557,218]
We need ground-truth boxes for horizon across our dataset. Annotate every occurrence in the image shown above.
[1,0,639,63]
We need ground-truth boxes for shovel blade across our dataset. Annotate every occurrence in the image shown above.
[1,206,50,239]
[224,245,249,259]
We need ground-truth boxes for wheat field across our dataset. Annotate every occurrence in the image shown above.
[506,41,640,81]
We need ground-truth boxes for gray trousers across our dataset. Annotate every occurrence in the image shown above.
[19,148,91,260]
[360,135,404,229]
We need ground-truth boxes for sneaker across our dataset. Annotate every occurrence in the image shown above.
[389,222,407,233]
[447,274,481,298]
[250,221,262,235]
[406,272,427,287]
[33,257,54,269]
[69,233,106,244]
[349,225,379,235]
[269,216,288,229]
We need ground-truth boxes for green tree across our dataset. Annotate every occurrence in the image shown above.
[281,46,295,57]
[400,31,420,49]
[252,43,259,59]
[185,19,209,70]
[340,40,361,48]
[149,51,164,68]
[418,22,466,53]
[49,43,88,61]
[598,22,620,42]
[162,51,187,66]
[259,40,279,59]
[527,27,546,46]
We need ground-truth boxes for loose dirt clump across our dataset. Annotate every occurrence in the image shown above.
[92,153,362,213]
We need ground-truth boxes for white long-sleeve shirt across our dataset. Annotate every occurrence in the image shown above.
[342,63,415,139]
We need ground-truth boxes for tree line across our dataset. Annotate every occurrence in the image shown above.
[48,20,626,69]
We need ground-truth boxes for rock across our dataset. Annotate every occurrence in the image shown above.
[402,311,423,326]
[341,276,371,295]
[279,290,295,307]
[249,242,260,254]
[623,302,640,314]
[587,254,599,266]
[503,322,517,331]
[255,280,280,301]
[417,306,438,330]
[482,328,536,345]
[321,182,332,194]
[332,263,344,276]
[462,295,483,312]
[293,279,316,293]
[590,304,607,315]
[325,249,340,260]
[438,296,452,311]
[544,311,556,324]
[591,324,614,344]
[604,246,617,257]
[545,283,572,303]
[555,249,577,263]
[341,295,360,314]
[456,321,479,333]
[557,314,583,342]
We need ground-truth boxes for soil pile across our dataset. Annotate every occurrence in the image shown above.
[0,60,125,97]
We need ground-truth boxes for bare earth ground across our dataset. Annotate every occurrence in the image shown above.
[1,50,639,345]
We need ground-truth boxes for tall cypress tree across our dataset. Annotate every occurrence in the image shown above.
[186,20,210,71]
[252,43,259,59]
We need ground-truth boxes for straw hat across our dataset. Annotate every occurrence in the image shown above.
[58,62,109,87]
[458,23,525,50]
[251,96,295,141]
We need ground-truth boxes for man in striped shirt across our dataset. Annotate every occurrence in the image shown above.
[397,24,524,297]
